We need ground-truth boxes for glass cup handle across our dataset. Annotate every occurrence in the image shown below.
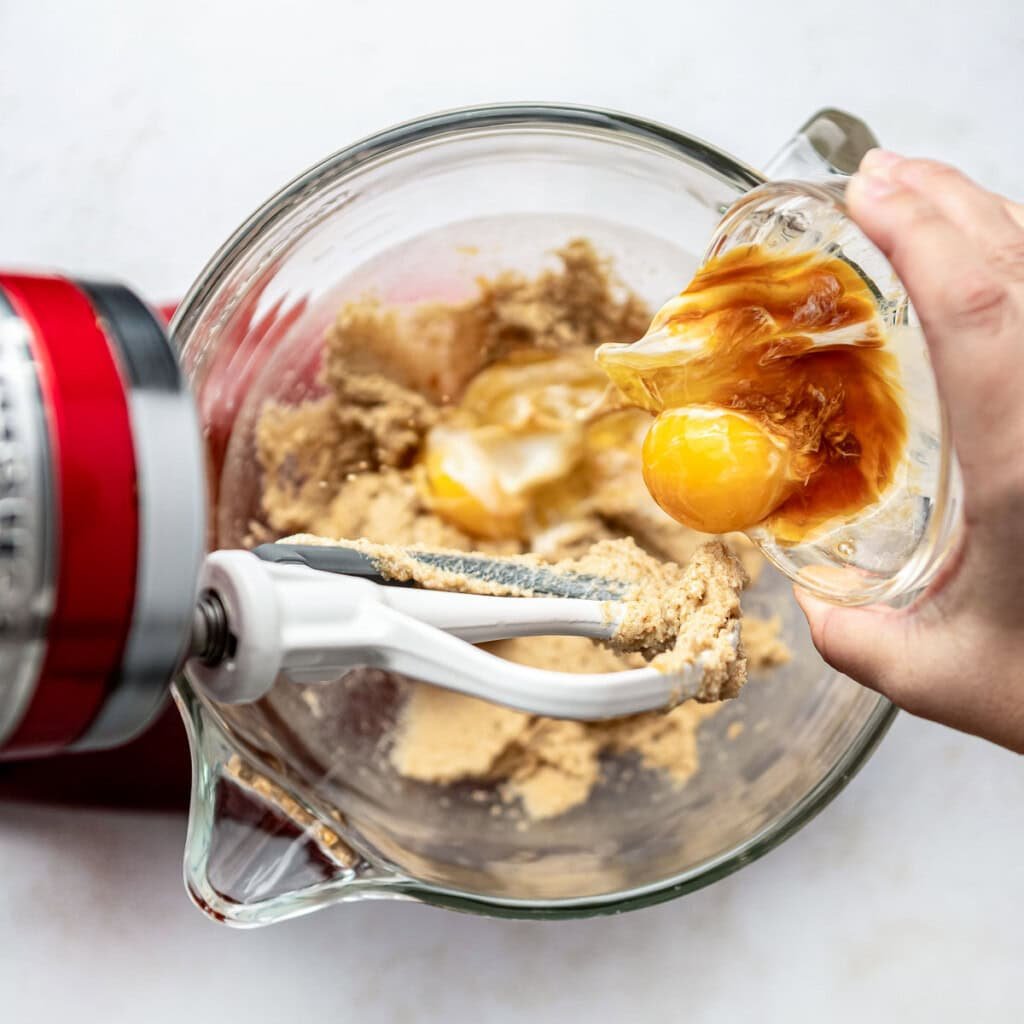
[763,108,880,180]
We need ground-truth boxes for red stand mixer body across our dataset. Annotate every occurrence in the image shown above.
[0,276,203,800]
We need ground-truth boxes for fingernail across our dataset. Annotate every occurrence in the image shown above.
[851,149,908,202]
[859,148,904,175]
[849,170,901,200]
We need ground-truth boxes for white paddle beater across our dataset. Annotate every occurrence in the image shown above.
[185,543,739,720]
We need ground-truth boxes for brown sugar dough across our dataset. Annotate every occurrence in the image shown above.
[391,623,785,823]
[566,537,746,699]
[318,237,650,404]
[388,684,530,784]
[389,633,734,820]
[743,615,791,672]
[255,238,792,822]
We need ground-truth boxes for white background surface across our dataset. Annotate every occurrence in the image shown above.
[1,0,1022,1021]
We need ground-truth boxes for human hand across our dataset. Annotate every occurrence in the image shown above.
[795,150,1024,753]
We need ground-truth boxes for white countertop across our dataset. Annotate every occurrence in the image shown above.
[1,1,1022,1020]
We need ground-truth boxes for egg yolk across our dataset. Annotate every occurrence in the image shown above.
[418,351,606,540]
[642,407,797,534]
[421,430,523,539]
[597,245,908,541]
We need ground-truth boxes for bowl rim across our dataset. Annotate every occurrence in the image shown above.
[171,102,766,340]
[172,102,897,921]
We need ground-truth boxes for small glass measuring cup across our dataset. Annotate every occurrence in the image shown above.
[614,179,964,607]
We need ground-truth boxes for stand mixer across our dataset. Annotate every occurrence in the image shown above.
[0,275,736,759]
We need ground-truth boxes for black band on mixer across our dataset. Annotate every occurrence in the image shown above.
[77,281,182,392]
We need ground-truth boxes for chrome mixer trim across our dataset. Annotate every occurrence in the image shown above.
[72,283,206,750]
[0,289,58,749]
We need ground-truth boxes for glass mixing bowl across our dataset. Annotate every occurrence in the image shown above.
[172,105,896,926]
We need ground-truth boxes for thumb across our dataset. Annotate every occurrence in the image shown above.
[846,160,1024,485]
[793,586,912,697]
